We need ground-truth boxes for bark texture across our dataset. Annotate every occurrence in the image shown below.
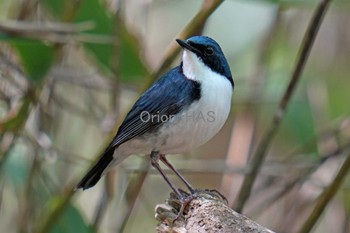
[155,189,275,233]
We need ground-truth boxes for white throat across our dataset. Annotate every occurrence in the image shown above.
[182,50,209,82]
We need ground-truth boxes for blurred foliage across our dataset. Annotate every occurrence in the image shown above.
[0,97,31,131]
[11,39,54,85]
[48,202,94,233]
[0,0,349,233]
[3,143,29,189]
[43,0,149,81]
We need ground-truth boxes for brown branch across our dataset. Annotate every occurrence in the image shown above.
[235,0,333,213]
[156,189,275,233]
[0,21,114,44]
[118,162,150,232]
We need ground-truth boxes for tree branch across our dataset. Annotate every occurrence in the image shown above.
[155,189,275,233]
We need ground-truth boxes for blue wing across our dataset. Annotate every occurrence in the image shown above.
[109,65,201,148]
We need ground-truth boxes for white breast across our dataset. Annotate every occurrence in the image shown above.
[153,50,233,153]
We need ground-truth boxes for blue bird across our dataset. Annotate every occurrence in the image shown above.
[77,35,234,215]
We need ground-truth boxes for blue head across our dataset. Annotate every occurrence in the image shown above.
[176,36,233,86]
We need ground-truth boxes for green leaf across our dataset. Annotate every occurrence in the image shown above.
[118,23,149,81]
[73,0,113,68]
[47,200,95,233]
[11,39,54,84]
[284,94,316,146]
[74,0,148,80]
[43,0,148,82]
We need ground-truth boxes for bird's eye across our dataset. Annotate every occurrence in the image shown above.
[204,47,214,56]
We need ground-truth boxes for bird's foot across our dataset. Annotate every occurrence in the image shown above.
[173,194,195,223]
[169,189,199,223]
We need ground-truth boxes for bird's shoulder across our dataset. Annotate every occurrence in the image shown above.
[137,65,201,108]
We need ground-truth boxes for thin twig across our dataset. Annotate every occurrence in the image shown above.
[0,21,115,44]
[119,162,150,233]
[248,141,350,219]
[145,0,224,88]
[235,0,333,213]
[35,184,76,233]
[299,150,350,233]
[92,4,123,229]
[0,20,95,34]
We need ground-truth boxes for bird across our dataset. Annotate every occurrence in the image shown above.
[76,35,234,216]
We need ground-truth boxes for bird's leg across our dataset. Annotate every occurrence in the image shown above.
[150,151,194,221]
[159,154,195,194]
[150,151,183,199]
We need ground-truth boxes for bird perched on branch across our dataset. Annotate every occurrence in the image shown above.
[77,35,233,217]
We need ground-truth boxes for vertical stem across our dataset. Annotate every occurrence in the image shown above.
[235,0,333,213]
[93,1,123,229]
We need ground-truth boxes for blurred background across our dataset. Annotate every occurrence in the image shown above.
[0,0,350,232]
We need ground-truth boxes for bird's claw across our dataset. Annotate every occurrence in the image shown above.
[172,191,197,223]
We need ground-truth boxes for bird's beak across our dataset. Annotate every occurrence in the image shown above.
[176,39,200,54]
